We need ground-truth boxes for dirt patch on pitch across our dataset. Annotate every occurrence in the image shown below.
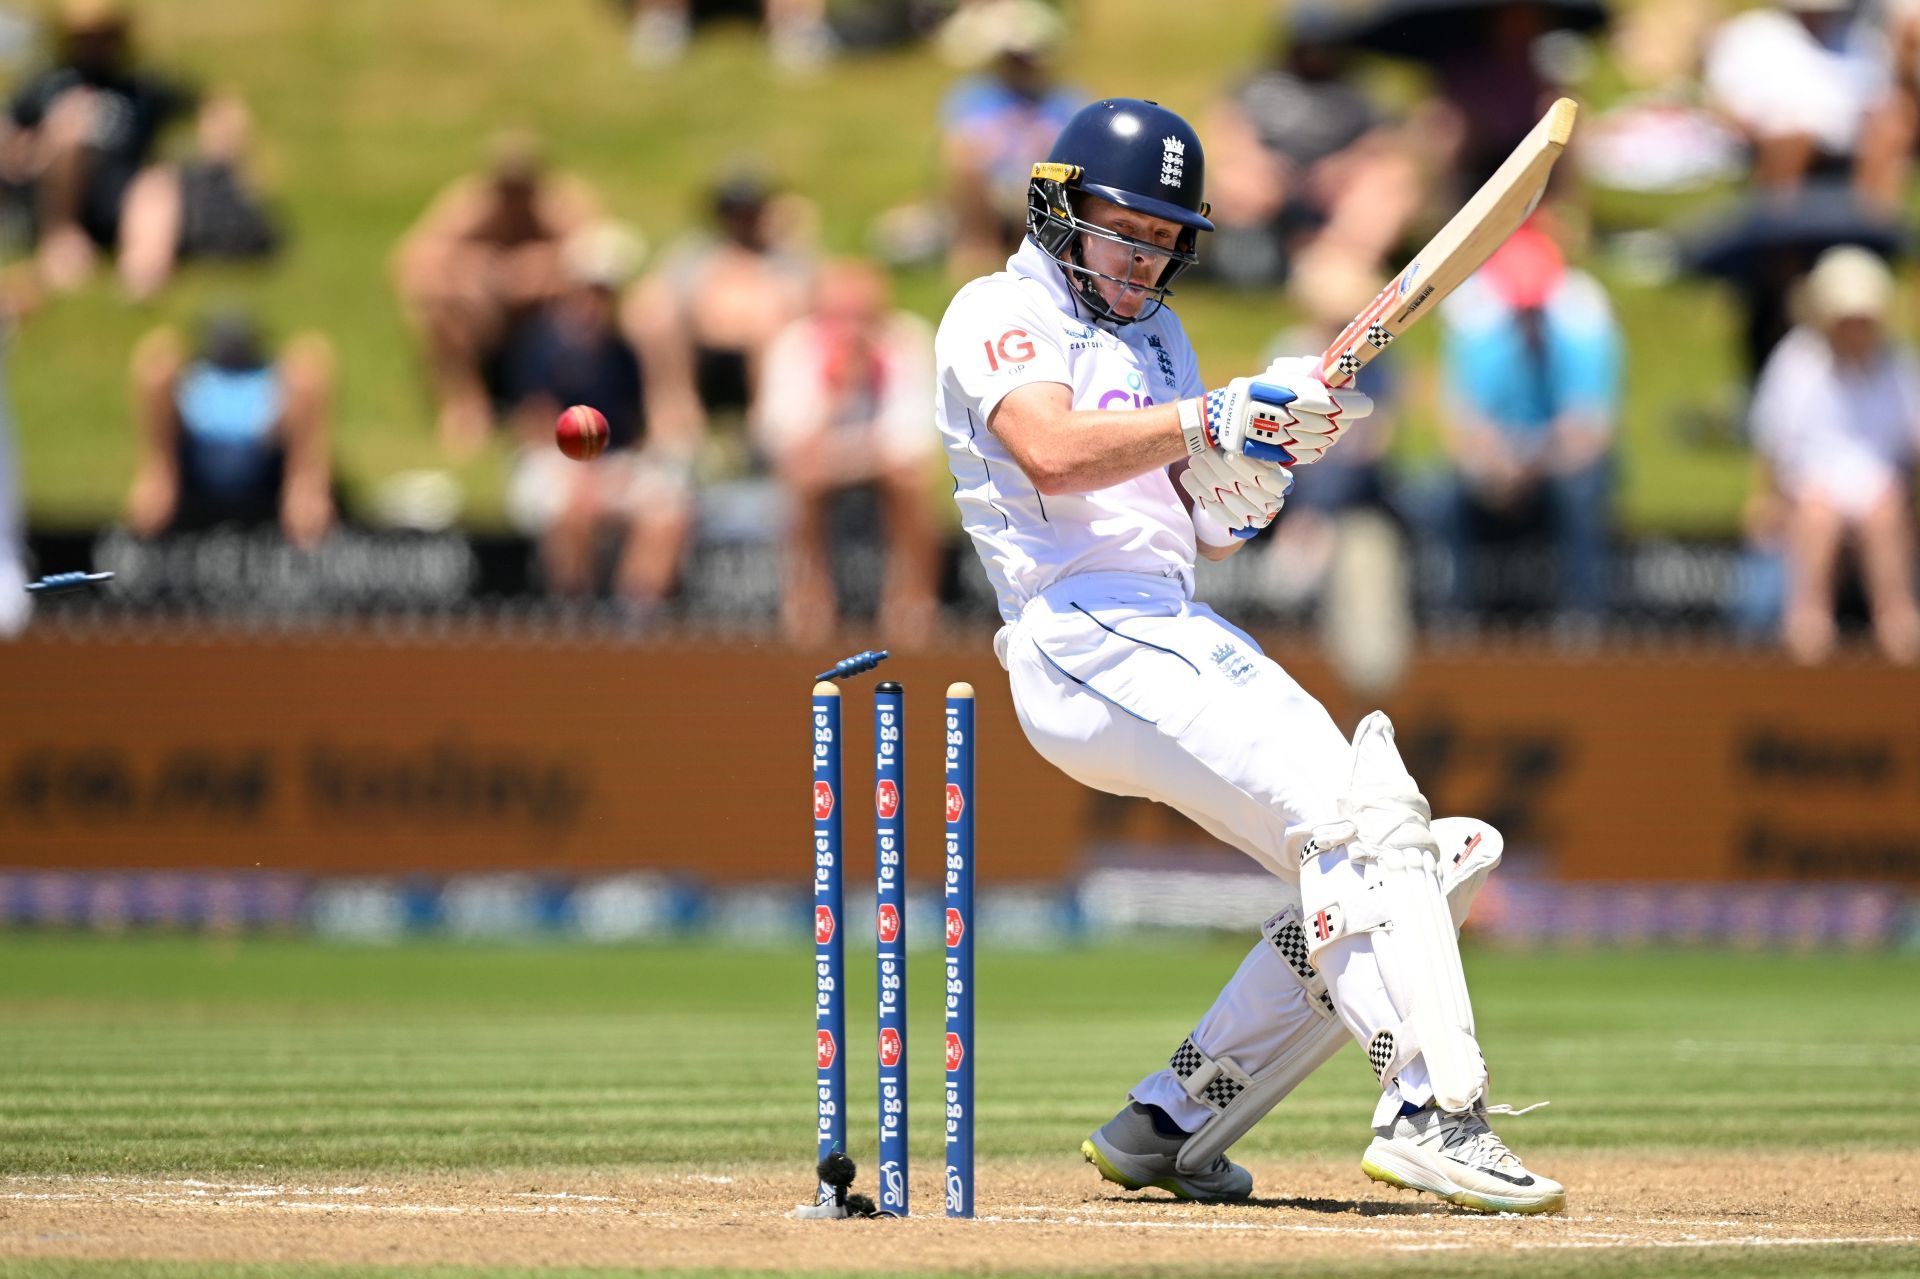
[2,1153,1916,1273]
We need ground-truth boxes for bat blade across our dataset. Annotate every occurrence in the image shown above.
[1318,97,1579,388]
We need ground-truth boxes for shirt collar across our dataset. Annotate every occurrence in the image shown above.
[1008,236,1101,327]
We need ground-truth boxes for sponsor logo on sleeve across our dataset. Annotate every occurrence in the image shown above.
[982,328,1035,372]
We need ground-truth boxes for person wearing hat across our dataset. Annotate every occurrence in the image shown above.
[124,310,336,550]
[1431,220,1621,625]
[1748,245,1920,663]
[502,221,692,614]
[0,0,193,291]
[391,129,604,455]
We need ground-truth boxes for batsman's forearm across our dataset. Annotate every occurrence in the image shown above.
[995,401,1188,495]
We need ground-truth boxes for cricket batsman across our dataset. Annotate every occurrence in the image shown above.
[933,98,1563,1213]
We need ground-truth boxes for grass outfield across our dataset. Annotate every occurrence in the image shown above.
[3,935,1917,1169]
[8,0,1754,536]
[2,935,1916,1277]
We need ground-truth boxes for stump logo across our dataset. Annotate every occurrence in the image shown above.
[815,905,835,945]
[880,1026,903,1068]
[945,1031,964,1071]
[877,901,901,945]
[945,907,964,948]
[816,1029,836,1069]
[875,778,899,820]
[945,782,964,823]
[813,780,834,820]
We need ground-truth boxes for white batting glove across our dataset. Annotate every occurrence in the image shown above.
[1181,450,1293,543]
[1178,357,1374,466]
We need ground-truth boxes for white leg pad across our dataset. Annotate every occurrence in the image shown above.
[1168,903,1347,1175]
[1165,830,1501,1173]
[1301,713,1489,1115]
[1434,815,1502,931]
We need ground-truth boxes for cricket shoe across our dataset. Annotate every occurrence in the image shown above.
[1080,1102,1253,1202]
[1361,1103,1564,1214]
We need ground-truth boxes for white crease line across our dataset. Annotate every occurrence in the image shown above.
[1024,1203,1817,1235]
[0,1190,665,1218]
[515,1192,622,1202]
[1399,1235,1920,1253]
[983,1214,1918,1249]
[262,1202,643,1217]
[7,1177,382,1197]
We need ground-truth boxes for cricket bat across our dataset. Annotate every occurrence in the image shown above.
[1317,97,1579,389]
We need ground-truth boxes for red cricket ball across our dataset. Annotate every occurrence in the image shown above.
[555,405,609,461]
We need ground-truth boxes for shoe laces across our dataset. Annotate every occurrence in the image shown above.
[1437,1101,1547,1172]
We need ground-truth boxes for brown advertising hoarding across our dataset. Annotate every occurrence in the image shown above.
[1,631,1916,884]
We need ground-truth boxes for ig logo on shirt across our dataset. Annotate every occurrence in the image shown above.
[983,329,1034,372]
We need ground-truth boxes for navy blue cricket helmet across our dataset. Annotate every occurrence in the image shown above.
[1026,98,1212,324]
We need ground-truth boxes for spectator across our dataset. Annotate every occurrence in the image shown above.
[935,0,1080,280]
[624,0,837,73]
[0,0,192,292]
[1704,0,1914,211]
[1431,221,1621,625]
[1749,246,1920,664]
[504,222,694,614]
[1204,4,1420,290]
[391,130,601,456]
[622,166,813,477]
[125,310,335,550]
[752,259,938,646]
[117,89,279,301]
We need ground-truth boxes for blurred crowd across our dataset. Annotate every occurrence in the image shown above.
[1,0,1917,669]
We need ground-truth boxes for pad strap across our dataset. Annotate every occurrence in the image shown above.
[1169,1036,1251,1114]
[1259,903,1339,1022]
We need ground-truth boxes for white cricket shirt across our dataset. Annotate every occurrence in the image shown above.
[934,238,1207,642]
[1750,325,1920,520]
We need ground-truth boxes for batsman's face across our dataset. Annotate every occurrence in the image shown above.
[1075,197,1181,319]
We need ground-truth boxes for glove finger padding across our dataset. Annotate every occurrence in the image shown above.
[1218,451,1295,504]
[1182,450,1289,540]
[1180,458,1260,528]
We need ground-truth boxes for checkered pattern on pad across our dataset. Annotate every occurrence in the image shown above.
[1268,918,1339,1017]
[1367,1030,1395,1082]
[1169,1036,1246,1110]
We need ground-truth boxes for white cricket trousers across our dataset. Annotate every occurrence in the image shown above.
[1001,571,1435,1131]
